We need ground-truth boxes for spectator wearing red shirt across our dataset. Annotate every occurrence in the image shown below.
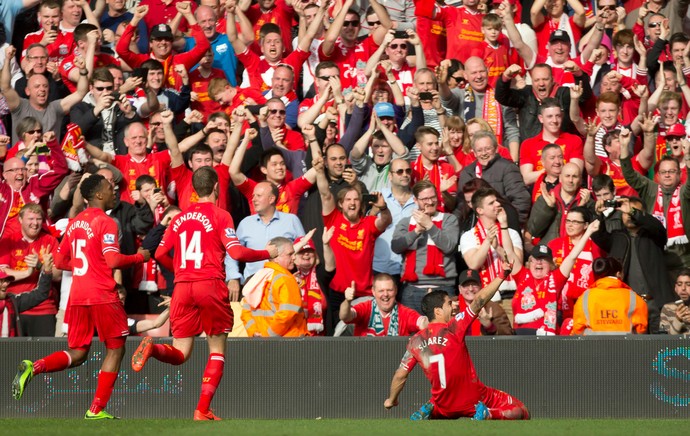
[188,50,224,121]
[318,0,390,93]
[21,0,74,66]
[529,144,565,204]
[0,204,59,336]
[207,76,267,116]
[228,3,324,93]
[315,153,392,332]
[230,128,317,215]
[243,0,295,56]
[520,99,584,186]
[414,0,485,64]
[339,273,427,336]
[165,110,231,212]
[471,13,522,88]
[139,0,197,35]
[60,24,120,93]
[85,122,172,205]
[530,0,586,60]
[116,3,209,90]
[365,29,427,96]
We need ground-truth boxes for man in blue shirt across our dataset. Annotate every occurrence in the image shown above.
[225,182,305,300]
[1,0,40,43]
[180,5,238,85]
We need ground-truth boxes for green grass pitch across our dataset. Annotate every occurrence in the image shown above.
[1,419,689,435]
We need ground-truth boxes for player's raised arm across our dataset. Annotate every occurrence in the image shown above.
[470,261,512,315]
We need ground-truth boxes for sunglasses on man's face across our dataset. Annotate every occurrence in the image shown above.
[94,85,114,91]
[598,5,616,11]
[367,20,381,26]
[648,22,662,28]
[268,109,286,115]
[389,43,407,50]
[343,20,360,27]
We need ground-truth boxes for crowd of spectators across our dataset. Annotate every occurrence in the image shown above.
[3,0,690,338]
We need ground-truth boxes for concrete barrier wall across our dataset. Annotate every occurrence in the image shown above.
[2,337,689,419]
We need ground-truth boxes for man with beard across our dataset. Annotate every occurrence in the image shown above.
[496,62,592,143]
[316,152,391,332]
[527,162,593,245]
[2,45,88,143]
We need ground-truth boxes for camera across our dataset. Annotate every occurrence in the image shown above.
[362,194,377,204]
[393,30,408,40]
[419,92,433,101]
[604,200,622,208]
[153,188,162,194]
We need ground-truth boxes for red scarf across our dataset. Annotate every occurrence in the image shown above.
[472,220,515,290]
[551,236,596,316]
[402,213,446,282]
[294,267,327,335]
[0,299,18,337]
[653,184,689,246]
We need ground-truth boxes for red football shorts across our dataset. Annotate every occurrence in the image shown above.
[430,387,527,419]
[67,302,129,350]
[170,279,233,338]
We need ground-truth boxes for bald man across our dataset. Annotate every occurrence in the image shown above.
[527,162,594,244]
[0,139,69,238]
[439,57,519,158]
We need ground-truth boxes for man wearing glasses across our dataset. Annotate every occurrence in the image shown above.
[392,180,459,315]
[70,67,138,155]
[620,126,690,280]
[318,0,391,93]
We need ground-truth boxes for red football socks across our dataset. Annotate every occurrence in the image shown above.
[33,351,72,375]
[89,371,118,414]
[196,353,225,413]
[151,343,186,365]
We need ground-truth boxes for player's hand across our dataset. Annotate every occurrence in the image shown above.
[227,279,240,302]
[138,247,151,262]
[384,398,398,409]
[266,243,279,259]
[344,280,356,301]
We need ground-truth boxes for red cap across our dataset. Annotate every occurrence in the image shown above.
[667,123,687,138]
[295,236,316,252]
[0,270,15,281]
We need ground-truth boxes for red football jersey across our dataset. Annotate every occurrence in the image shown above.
[0,231,58,315]
[56,208,122,305]
[22,29,74,64]
[520,132,584,172]
[158,202,266,283]
[323,209,382,296]
[188,67,225,120]
[237,176,312,215]
[400,306,487,416]
[170,163,231,212]
[318,36,379,92]
[112,151,171,204]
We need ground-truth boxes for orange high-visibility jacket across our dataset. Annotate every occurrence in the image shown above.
[241,262,308,337]
[571,277,648,335]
